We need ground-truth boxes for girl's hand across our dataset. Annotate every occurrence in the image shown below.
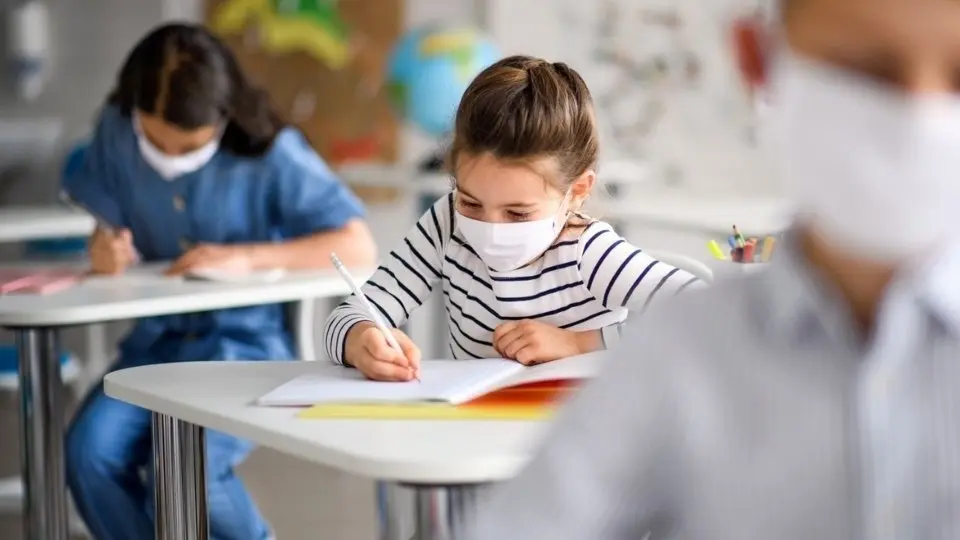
[165,244,253,276]
[493,320,601,365]
[344,322,421,382]
[89,227,137,275]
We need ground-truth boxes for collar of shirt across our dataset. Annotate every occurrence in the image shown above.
[913,242,960,338]
[757,229,960,346]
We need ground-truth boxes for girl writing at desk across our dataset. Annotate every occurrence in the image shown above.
[62,24,376,540]
[323,55,704,380]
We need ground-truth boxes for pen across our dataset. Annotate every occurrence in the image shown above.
[330,253,420,382]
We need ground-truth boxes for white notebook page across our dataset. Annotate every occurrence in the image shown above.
[491,351,606,391]
[256,358,522,406]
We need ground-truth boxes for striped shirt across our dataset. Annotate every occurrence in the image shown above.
[323,193,702,364]
[465,232,960,540]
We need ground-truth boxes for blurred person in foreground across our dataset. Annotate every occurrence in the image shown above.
[464,0,960,538]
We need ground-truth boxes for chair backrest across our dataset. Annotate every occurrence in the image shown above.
[287,300,318,361]
[645,250,714,284]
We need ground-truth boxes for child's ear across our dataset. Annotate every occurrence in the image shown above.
[569,170,596,208]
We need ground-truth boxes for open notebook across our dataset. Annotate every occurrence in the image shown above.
[257,352,604,407]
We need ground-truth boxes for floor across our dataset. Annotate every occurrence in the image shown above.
[0,447,401,540]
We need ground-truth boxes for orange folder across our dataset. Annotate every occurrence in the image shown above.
[298,380,580,421]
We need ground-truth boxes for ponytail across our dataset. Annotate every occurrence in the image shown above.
[217,38,286,156]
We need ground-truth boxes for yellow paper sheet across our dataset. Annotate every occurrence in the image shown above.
[298,402,554,421]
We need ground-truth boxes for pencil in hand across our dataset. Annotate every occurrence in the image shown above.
[331,252,421,383]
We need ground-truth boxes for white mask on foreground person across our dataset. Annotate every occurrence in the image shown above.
[765,50,960,262]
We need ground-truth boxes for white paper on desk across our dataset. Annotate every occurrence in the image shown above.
[257,359,520,406]
[80,264,175,287]
[185,268,286,283]
[256,352,605,407]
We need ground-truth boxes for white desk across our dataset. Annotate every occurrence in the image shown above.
[0,266,368,540]
[105,360,548,540]
[0,206,94,243]
[596,194,792,238]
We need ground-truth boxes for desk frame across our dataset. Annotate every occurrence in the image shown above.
[2,286,352,540]
[152,412,487,540]
[153,413,208,539]
[16,328,68,540]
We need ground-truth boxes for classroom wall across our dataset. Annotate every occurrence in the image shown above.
[0,0,165,205]
[487,0,772,195]
[0,0,475,206]
[0,0,769,209]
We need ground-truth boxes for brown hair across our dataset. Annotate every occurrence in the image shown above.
[447,55,599,196]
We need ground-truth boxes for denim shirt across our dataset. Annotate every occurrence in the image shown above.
[63,106,365,362]
[466,234,960,540]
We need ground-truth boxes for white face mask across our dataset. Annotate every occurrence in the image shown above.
[456,196,569,272]
[134,114,220,180]
[765,51,960,262]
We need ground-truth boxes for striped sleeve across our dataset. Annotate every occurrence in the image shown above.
[322,194,451,365]
[577,223,702,313]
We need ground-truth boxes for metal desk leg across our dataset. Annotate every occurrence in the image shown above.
[16,328,68,540]
[378,481,410,540]
[395,483,485,540]
[152,413,209,540]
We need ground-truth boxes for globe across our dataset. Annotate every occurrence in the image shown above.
[387,26,499,137]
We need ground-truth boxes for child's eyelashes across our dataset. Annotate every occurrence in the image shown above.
[456,199,534,221]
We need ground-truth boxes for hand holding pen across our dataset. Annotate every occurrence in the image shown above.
[59,189,141,271]
[89,227,137,275]
[332,253,423,382]
[345,323,422,382]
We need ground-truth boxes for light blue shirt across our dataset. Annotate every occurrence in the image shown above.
[62,106,365,364]
[466,235,960,540]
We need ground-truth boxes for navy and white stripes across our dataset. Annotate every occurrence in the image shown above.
[322,194,702,364]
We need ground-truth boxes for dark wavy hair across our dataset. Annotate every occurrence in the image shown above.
[107,23,285,157]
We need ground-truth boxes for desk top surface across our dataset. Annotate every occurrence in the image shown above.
[0,264,365,327]
[596,195,792,237]
[0,206,95,243]
[105,360,547,484]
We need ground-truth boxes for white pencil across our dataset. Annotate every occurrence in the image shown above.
[330,253,420,382]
